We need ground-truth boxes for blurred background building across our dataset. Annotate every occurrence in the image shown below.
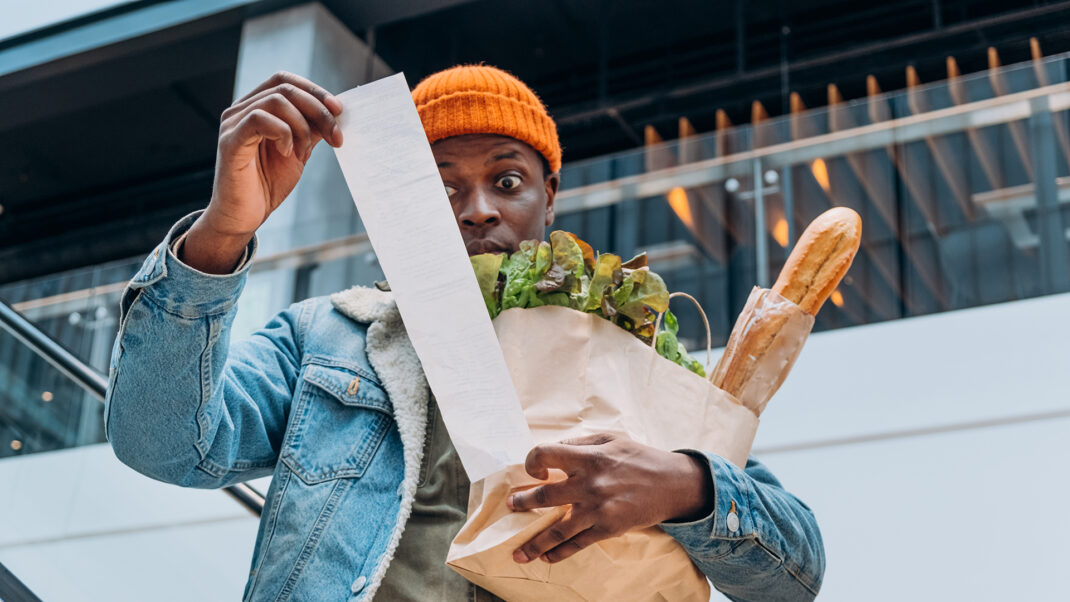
[1,0,1068,600]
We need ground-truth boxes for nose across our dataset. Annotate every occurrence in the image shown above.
[457,188,501,227]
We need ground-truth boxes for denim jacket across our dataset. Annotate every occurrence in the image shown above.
[105,212,825,602]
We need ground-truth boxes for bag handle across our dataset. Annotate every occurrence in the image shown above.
[650,292,713,377]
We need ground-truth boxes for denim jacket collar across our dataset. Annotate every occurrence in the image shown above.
[330,285,430,601]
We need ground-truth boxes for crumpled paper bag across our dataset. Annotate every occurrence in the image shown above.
[447,292,812,601]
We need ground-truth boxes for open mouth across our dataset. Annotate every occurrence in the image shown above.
[465,239,508,255]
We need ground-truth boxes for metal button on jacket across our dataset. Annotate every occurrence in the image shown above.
[727,500,740,533]
[350,576,367,593]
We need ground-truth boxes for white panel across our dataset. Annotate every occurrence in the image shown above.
[0,518,258,602]
[0,444,250,547]
[0,443,90,545]
[749,416,1070,601]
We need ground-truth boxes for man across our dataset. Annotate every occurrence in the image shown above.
[106,65,825,601]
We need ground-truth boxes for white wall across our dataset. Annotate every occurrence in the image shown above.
[707,291,1070,601]
[3,293,1068,601]
[0,444,262,601]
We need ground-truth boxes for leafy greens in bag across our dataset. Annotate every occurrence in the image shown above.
[471,231,707,377]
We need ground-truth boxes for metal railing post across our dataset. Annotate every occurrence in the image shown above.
[753,158,770,287]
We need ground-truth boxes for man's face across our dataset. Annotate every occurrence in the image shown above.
[433,134,559,255]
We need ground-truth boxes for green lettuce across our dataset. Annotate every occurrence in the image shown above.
[472,230,707,377]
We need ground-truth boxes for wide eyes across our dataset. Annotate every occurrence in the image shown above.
[496,174,522,191]
[443,174,524,198]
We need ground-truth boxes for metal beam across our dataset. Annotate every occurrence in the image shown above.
[947,56,1004,190]
[1029,101,1070,293]
[556,80,1070,213]
[0,0,255,84]
[988,48,1034,180]
[322,0,481,28]
[867,75,942,236]
[822,86,925,317]
[906,65,975,222]
[1030,38,1070,173]
[0,27,238,131]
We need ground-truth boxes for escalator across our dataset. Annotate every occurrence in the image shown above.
[0,299,266,601]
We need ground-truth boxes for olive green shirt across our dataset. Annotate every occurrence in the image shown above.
[377,397,504,601]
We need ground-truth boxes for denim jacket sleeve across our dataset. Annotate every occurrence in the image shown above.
[104,211,301,489]
[659,452,825,602]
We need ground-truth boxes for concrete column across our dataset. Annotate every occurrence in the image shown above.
[228,3,392,337]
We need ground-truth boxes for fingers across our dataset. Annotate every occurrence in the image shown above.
[514,513,593,564]
[541,526,614,564]
[224,83,342,151]
[507,480,575,512]
[220,72,343,164]
[234,71,342,116]
[524,443,591,480]
[223,109,295,158]
[523,433,618,479]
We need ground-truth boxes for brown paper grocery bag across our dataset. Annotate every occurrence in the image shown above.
[446,304,761,601]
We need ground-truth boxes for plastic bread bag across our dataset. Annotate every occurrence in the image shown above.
[710,286,815,416]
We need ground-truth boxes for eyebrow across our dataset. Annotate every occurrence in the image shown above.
[485,150,521,165]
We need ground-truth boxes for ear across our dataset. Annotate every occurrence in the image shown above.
[544,172,560,227]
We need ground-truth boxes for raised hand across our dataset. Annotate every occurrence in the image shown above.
[182,71,344,273]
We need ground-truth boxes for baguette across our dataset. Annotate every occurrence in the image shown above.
[713,207,861,403]
[771,207,862,315]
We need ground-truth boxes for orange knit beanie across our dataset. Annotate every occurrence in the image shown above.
[412,64,562,173]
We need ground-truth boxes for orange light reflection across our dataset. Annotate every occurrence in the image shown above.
[772,218,789,247]
[667,187,694,229]
[830,289,845,307]
[811,158,831,193]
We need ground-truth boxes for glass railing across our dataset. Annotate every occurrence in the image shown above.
[554,51,1070,343]
[0,256,142,373]
[0,301,107,460]
[0,299,265,514]
[0,256,140,459]
[4,52,1070,392]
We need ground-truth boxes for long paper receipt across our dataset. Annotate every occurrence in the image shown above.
[332,73,534,481]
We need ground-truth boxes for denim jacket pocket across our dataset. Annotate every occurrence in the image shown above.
[280,361,394,485]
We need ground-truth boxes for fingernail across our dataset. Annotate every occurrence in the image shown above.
[332,125,342,145]
[326,95,342,114]
[513,550,529,564]
[506,495,515,510]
